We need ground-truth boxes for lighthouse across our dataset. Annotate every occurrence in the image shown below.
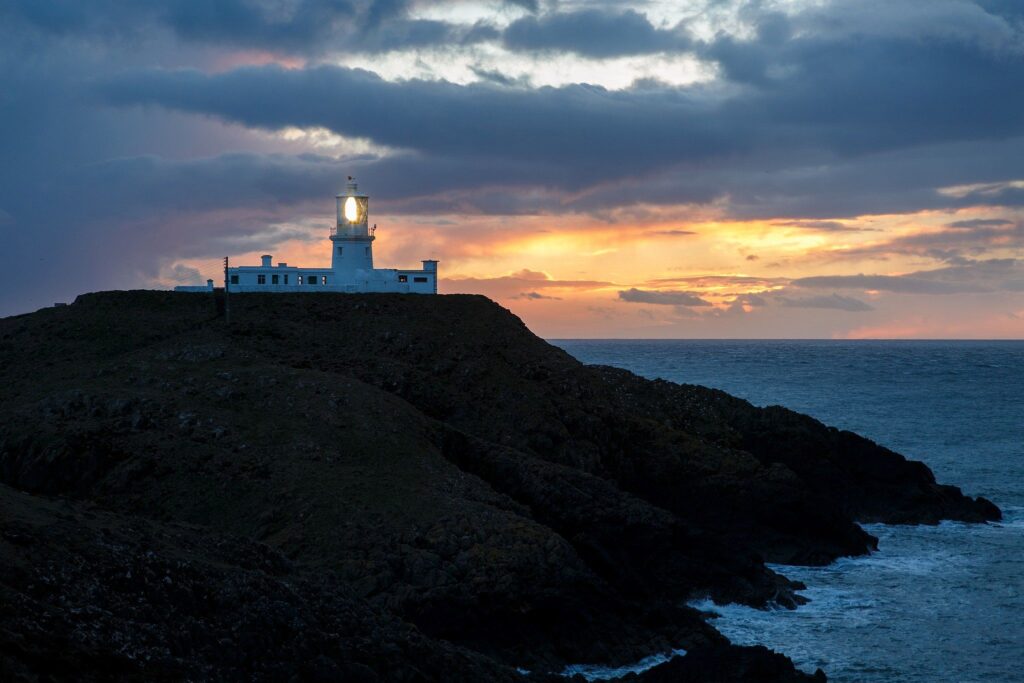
[175,177,438,294]
[331,177,375,277]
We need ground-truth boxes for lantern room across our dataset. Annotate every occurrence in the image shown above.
[336,176,370,237]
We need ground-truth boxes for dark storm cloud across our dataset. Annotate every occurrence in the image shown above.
[350,18,499,52]
[618,135,1024,221]
[701,12,792,87]
[962,0,1024,22]
[160,0,359,50]
[779,293,874,312]
[0,0,493,55]
[97,65,744,178]
[950,185,1024,209]
[618,288,712,306]
[469,66,528,87]
[718,37,1024,156]
[504,0,539,12]
[503,9,689,58]
[3,0,353,48]
[94,9,1024,214]
[14,0,1024,220]
[66,153,343,220]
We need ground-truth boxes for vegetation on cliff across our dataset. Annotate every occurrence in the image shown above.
[0,292,998,681]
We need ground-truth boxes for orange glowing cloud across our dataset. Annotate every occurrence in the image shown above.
[163,203,1024,339]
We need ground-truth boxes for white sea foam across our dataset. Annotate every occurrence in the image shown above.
[558,649,687,681]
[688,515,1024,681]
[774,548,961,577]
[993,506,1024,529]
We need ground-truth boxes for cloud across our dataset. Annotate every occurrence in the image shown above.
[793,274,971,294]
[618,288,712,306]
[947,218,1015,228]
[772,220,866,232]
[164,263,203,284]
[3,0,1024,327]
[504,0,539,12]
[779,293,874,312]
[444,269,612,300]
[449,269,608,289]
[645,275,788,290]
[732,293,768,306]
[834,220,1024,261]
[513,291,562,300]
[503,9,690,58]
[648,229,697,237]
[509,269,553,281]
[975,0,1024,22]
[0,0,492,55]
[792,259,1024,295]
[93,11,1024,218]
[470,66,529,87]
[96,64,745,181]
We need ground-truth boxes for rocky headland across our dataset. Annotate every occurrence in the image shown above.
[0,292,1000,681]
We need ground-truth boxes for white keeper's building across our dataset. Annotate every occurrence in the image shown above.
[176,178,437,294]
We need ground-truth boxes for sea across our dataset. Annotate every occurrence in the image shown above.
[551,340,1024,683]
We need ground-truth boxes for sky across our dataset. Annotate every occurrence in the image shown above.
[1,0,1023,338]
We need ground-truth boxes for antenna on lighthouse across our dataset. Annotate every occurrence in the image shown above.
[223,256,231,326]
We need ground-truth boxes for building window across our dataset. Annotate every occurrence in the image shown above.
[230,275,239,285]
[398,275,408,283]
[271,274,279,284]
[284,274,289,284]
[414,276,428,283]
[308,275,318,285]
[257,274,266,284]
[322,275,328,285]
[365,247,370,256]
[337,247,343,255]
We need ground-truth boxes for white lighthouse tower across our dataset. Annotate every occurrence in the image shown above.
[176,176,438,294]
[331,177,375,279]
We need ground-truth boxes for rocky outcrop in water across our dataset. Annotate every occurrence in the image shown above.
[0,292,998,681]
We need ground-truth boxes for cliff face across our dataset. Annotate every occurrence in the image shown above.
[0,292,998,681]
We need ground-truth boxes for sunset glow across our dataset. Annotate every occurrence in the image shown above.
[2,0,1022,338]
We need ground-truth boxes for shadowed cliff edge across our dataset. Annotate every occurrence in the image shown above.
[0,292,999,682]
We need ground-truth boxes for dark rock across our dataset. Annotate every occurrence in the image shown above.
[632,644,825,682]
[0,291,1001,681]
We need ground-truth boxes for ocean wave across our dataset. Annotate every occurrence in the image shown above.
[557,649,688,681]
[557,339,1024,683]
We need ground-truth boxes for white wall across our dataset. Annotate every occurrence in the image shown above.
[209,266,436,294]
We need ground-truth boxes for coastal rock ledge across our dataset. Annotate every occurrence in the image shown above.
[0,292,998,681]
